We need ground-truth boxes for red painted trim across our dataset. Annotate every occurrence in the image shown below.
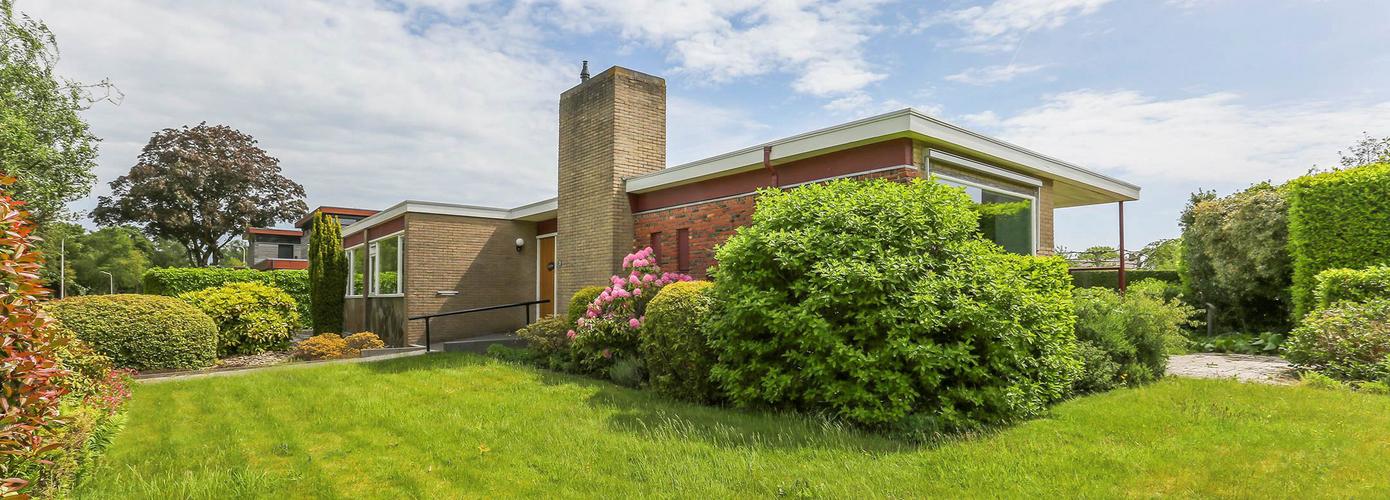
[247,227,303,237]
[296,206,379,228]
[632,138,914,212]
[537,218,557,234]
[343,232,364,248]
[253,259,309,271]
[366,216,405,240]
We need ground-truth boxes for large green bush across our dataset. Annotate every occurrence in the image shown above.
[708,179,1080,431]
[47,295,218,369]
[1179,182,1292,332]
[566,286,606,324]
[179,282,300,356]
[1071,280,1198,393]
[143,267,310,326]
[1287,163,1390,319]
[516,315,571,370]
[1312,265,1390,310]
[641,281,717,403]
[1284,299,1390,381]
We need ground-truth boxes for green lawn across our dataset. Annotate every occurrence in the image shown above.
[80,354,1390,498]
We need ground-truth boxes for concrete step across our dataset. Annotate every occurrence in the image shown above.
[439,334,526,354]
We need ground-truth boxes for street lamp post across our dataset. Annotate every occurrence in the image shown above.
[99,270,113,295]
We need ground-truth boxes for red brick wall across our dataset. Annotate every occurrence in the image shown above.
[632,166,920,278]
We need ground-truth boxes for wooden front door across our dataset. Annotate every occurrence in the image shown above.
[539,235,556,317]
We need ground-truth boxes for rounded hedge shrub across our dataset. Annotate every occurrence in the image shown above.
[708,179,1081,431]
[47,295,218,370]
[1313,265,1390,309]
[1070,280,1196,393]
[516,316,570,369]
[179,282,300,356]
[566,286,606,324]
[1285,299,1390,381]
[641,280,717,403]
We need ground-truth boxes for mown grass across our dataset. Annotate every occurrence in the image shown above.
[79,354,1390,498]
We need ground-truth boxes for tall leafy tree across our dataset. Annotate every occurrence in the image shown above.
[92,123,307,266]
[1179,182,1292,333]
[71,226,150,293]
[0,0,111,225]
[308,212,346,333]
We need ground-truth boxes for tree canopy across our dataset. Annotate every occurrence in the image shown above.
[0,0,110,225]
[92,123,307,266]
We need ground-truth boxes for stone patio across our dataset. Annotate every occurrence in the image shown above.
[1166,353,1298,385]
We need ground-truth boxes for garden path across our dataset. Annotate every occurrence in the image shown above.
[1167,353,1297,385]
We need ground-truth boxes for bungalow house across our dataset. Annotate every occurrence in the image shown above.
[340,65,1141,347]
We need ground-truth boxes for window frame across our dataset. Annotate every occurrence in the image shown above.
[368,231,405,298]
[345,244,366,298]
[935,173,1039,256]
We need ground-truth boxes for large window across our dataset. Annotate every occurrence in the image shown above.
[940,177,1035,255]
[371,235,402,296]
[346,246,366,297]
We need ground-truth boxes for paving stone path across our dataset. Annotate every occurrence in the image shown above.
[1166,353,1298,385]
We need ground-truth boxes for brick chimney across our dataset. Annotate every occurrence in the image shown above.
[556,66,666,302]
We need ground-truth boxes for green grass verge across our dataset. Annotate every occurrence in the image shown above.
[80,354,1390,498]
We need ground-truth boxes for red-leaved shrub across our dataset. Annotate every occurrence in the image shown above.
[0,176,71,495]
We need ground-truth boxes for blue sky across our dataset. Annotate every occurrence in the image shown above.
[26,0,1390,249]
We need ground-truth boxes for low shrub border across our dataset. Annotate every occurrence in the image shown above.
[47,295,219,370]
[1313,265,1390,310]
[1285,299,1390,382]
[641,280,717,403]
[179,282,300,356]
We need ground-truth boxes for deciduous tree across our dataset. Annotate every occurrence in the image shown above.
[92,123,307,266]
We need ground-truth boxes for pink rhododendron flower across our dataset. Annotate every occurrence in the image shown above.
[642,273,655,282]
[629,317,641,329]
[566,330,576,339]
[633,288,642,296]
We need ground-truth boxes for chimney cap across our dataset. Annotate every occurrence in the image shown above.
[580,60,590,82]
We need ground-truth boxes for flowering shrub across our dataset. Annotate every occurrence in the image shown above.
[570,247,690,374]
[0,177,69,495]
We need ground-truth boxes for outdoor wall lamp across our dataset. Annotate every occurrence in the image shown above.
[515,237,526,252]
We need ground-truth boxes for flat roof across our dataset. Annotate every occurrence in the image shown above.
[247,227,303,237]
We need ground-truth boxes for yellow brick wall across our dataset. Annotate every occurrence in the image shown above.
[556,67,666,301]
[403,213,538,345]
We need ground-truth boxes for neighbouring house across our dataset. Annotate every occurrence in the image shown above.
[341,65,1141,347]
[247,206,378,270]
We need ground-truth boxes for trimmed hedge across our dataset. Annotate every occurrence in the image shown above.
[708,179,1081,431]
[143,267,310,326]
[641,281,717,403]
[1070,270,1180,290]
[47,295,218,370]
[1071,280,1197,393]
[1287,163,1390,319]
[1313,266,1390,310]
[179,282,300,356]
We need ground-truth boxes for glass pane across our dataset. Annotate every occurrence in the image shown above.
[978,191,1032,255]
[351,248,367,295]
[377,237,400,295]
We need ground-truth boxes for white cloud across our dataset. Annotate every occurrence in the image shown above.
[940,0,1111,51]
[963,89,1390,183]
[21,0,779,222]
[944,63,1046,85]
[549,0,889,97]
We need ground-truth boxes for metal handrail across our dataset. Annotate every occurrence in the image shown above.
[409,299,550,352]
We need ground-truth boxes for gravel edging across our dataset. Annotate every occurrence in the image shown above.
[1166,353,1298,385]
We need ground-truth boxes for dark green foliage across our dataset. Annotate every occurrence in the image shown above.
[47,295,218,370]
[607,357,645,389]
[1287,163,1390,319]
[1070,270,1180,291]
[1071,280,1198,393]
[708,179,1081,431]
[1285,299,1390,381]
[515,316,570,370]
[1197,331,1286,355]
[1179,182,1293,333]
[641,281,718,403]
[179,282,300,356]
[1313,265,1390,310]
[308,213,346,333]
[566,286,605,324]
[143,267,309,326]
